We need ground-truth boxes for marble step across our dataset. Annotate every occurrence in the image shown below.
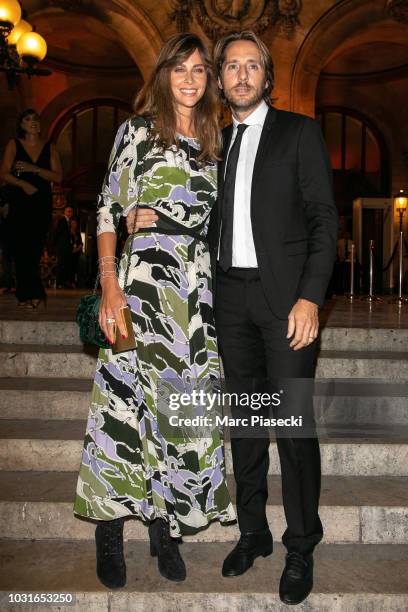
[0,419,407,476]
[1,472,407,544]
[1,344,408,380]
[0,540,407,611]
[1,377,407,425]
[0,378,92,420]
[316,350,408,380]
[318,327,408,352]
[0,320,82,346]
[2,320,408,352]
[0,344,97,379]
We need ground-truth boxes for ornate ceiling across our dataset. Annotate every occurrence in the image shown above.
[170,0,302,40]
[13,1,408,84]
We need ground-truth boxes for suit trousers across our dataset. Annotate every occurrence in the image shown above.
[56,246,72,287]
[215,266,323,555]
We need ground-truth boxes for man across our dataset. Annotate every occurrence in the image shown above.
[126,30,337,605]
[53,205,73,288]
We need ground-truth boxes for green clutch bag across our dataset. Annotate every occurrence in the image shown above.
[76,294,109,349]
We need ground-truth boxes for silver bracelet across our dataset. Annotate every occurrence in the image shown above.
[99,271,117,280]
[99,255,118,277]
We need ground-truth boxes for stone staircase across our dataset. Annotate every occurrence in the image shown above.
[0,320,407,611]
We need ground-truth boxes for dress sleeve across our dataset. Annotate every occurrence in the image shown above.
[96,117,148,235]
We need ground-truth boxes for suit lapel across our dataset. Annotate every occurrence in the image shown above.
[217,124,234,231]
[216,108,279,234]
[252,106,277,183]
[219,124,233,193]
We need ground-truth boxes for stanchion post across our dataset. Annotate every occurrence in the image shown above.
[389,230,408,305]
[345,243,355,300]
[361,240,381,302]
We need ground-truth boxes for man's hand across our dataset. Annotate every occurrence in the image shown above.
[287,298,319,351]
[126,208,158,234]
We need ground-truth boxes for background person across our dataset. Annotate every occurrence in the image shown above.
[69,218,83,287]
[0,109,63,308]
[53,205,74,288]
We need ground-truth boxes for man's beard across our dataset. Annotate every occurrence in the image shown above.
[225,83,265,113]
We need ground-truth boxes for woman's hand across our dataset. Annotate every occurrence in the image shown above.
[99,277,128,344]
[21,182,38,196]
[15,161,38,173]
[126,208,158,234]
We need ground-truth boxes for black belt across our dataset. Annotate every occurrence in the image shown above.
[216,265,259,272]
[136,227,207,242]
[216,265,260,281]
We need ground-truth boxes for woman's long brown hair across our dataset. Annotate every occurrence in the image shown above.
[134,33,221,163]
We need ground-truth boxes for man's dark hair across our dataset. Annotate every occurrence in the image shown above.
[214,30,275,105]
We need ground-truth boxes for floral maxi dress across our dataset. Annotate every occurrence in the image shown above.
[74,116,235,536]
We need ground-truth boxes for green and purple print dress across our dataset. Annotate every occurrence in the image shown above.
[74,116,235,536]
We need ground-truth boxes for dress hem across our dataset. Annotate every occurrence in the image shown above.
[73,507,236,538]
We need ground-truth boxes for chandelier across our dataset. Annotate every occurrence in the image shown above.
[0,0,50,89]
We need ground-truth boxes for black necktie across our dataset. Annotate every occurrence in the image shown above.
[218,123,248,272]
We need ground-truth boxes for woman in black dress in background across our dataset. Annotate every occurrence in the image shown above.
[0,109,63,307]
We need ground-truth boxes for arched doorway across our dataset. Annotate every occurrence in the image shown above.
[316,107,390,215]
[316,107,391,293]
[50,99,132,284]
[52,98,131,203]
[311,5,408,294]
[290,0,407,115]
[290,0,407,295]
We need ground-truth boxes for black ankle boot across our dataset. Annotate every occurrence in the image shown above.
[148,518,186,582]
[95,517,126,589]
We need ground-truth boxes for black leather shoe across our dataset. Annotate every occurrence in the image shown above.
[95,517,126,589]
[222,530,273,577]
[149,518,186,582]
[279,552,313,605]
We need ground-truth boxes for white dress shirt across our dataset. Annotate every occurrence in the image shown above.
[226,100,269,268]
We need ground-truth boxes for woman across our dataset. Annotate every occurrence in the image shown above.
[0,109,63,308]
[74,33,235,588]
[69,218,83,287]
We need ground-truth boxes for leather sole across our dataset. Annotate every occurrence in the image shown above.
[280,587,313,606]
[279,581,313,605]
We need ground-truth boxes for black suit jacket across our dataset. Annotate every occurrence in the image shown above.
[208,106,338,319]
